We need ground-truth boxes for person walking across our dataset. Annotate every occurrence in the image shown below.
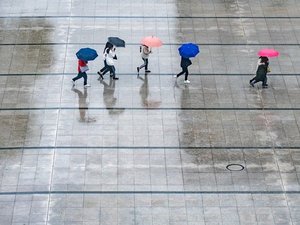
[97,42,113,79]
[174,56,192,84]
[137,45,152,75]
[98,45,118,80]
[72,59,90,88]
[105,46,119,80]
[250,56,269,88]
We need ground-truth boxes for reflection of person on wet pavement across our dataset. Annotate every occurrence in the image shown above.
[72,88,96,122]
[101,78,124,115]
[102,78,116,107]
[138,75,149,107]
[179,85,195,146]
[138,75,161,108]
[180,84,191,108]
[72,87,88,122]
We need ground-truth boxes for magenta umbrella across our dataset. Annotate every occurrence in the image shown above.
[258,49,279,57]
[141,36,162,47]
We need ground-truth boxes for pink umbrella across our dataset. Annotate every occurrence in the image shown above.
[141,36,162,47]
[258,49,279,57]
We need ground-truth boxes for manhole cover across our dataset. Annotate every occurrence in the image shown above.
[226,164,245,171]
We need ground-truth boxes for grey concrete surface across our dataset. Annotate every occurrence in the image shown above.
[1,0,300,224]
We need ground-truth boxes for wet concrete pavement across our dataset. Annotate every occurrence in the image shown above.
[1,0,300,224]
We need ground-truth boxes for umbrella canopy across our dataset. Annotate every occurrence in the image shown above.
[258,49,279,57]
[76,48,98,61]
[108,37,126,47]
[141,36,162,47]
[178,43,200,58]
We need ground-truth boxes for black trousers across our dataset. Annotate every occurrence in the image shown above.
[250,76,267,86]
[72,72,87,85]
[176,66,189,80]
[100,61,116,77]
[100,60,108,73]
[139,58,148,70]
[107,65,116,77]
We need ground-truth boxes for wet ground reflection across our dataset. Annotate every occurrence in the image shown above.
[72,87,96,123]
[100,78,125,116]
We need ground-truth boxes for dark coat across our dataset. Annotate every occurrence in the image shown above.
[180,57,192,68]
[255,64,268,81]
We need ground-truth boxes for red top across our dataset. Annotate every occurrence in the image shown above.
[78,60,87,72]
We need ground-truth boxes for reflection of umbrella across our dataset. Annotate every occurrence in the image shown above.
[108,37,125,47]
[178,43,199,58]
[76,48,98,61]
[258,49,279,57]
[141,36,162,47]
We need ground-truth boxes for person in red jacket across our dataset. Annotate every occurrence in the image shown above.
[72,59,91,88]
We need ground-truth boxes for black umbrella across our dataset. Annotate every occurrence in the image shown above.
[108,37,126,47]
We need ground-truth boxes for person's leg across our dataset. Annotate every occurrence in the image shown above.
[72,72,83,81]
[102,67,110,75]
[184,67,189,81]
[137,58,146,73]
[82,72,88,86]
[145,58,148,70]
[176,69,185,77]
[100,60,108,73]
[250,76,259,87]
[250,77,256,83]
[262,76,268,87]
[139,58,147,70]
[111,66,118,80]
[145,59,150,73]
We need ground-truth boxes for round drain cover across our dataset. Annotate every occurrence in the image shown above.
[226,164,244,171]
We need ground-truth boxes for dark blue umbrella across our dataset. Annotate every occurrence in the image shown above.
[178,43,199,58]
[76,48,98,61]
[108,37,126,47]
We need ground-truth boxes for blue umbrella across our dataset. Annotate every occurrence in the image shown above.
[76,48,98,61]
[178,43,199,58]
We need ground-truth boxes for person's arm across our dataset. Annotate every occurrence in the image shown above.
[143,47,151,55]
[109,49,116,58]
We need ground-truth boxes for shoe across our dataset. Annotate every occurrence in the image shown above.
[72,80,75,86]
[249,81,254,87]
[84,84,91,88]
[97,71,103,80]
[145,70,151,73]
[137,67,140,73]
[262,85,268,88]
[173,75,177,78]
[113,77,119,80]
[184,80,190,84]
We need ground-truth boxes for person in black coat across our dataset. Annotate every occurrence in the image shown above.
[174,57,192,84]
[250,56,269,88]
